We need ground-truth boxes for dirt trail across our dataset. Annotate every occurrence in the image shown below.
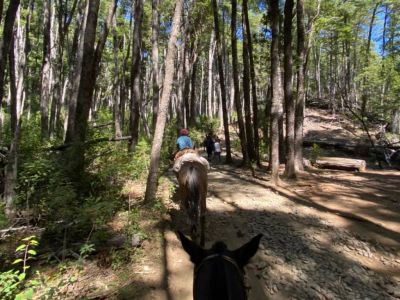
[130,162,400,300]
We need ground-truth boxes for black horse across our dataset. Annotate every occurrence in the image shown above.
[178,231,262,300]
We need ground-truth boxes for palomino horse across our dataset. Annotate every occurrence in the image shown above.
[178,231,263,300]
[177,160,208,246]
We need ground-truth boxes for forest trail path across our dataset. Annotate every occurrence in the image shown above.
[133,162,400,299]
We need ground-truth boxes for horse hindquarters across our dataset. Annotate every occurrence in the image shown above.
[179,163,207,246]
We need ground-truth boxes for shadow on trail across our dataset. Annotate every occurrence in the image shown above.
[167,188,396,299]
[215,166,400,247]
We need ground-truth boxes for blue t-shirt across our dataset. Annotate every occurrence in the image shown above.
[176,136,193,150]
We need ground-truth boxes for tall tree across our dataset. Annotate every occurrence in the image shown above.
[269,0,282,184]
[243,0,260,165]
[283,0,296,178]
[231,0,249,165]
[212,0,232,163]
[0,0,21,108]
[66,0,101,181]
[360,2,379,116]
[40,0,52,140]
[128,0,144,152]
[151,0,160,131]
[242,0,255,162]
[295,0,306,172]
[144,0,184,203]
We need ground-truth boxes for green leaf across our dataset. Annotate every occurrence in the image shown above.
[28,249,37,256]
[13,258,23,264]
[18,273,26,281]
[16,245,26,252]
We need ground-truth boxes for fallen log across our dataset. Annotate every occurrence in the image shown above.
[315,157,366,172]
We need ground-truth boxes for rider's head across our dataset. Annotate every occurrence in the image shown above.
[180,128,189,136]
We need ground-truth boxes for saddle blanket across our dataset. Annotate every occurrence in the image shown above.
[173,153,210,173]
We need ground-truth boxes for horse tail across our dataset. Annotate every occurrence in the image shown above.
[186,166,200,230]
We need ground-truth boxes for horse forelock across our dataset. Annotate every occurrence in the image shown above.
[211,241,228,254]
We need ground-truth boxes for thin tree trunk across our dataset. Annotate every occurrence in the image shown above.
[4,9,25,218]
[361,2,379,116]
[269,0,282,184]
[207,30,215,117]
[242,0,255,162]
[151,0,160,131]
[0,0,20,108]
[243,0,260,165]
[212,0,231,162]
[295,0,306,172]
[144,0,184,203]
[40,0,52,140]
[231,0,248,165]
[283,0,295,178]
[189,59,197,126]
[128,0,144,152]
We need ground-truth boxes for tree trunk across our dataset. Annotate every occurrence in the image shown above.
[151,0,160,131]
[65,1,86,143]
[112,14,122,138]
[243,0,260,165]
[294,0,306,172]
[392,109,400,134]
[207,30,215,117]
[144,0,184,203]
[128,0,144,152]
[361,3,379,116]
[66,0,100,182]
[40,0,52,140]
[0,0,20,108]
[4,10,25,218]
[269,0,282,184]
[231,0,248,165]
[242,0,255,162]
[283,0,295,178]
[189,59,197,126]
[212,0,231,163]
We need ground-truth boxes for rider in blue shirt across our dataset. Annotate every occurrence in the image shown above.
[176,128,193,151]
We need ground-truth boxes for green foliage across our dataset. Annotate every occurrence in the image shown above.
[0,236,38,299]
[310,143,321,164]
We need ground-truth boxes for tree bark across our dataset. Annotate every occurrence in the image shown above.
[269,0,282,184]
[295,0,306,172]
[207,30,215,117]
[242,0,255,162]
[151,0,160,131]
[283,0,296,178]
[144,0,184,203]
[243,0,260,165]
[4,9,26,218]
[0,0,20,108]
[40,0,52,140]
[231,0,249,165]
[212,0,231,163]
[128,0,144,152]
[361,2,379,116]
[66,0,100,182]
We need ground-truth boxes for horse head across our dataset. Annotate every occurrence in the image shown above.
[177,231,262,300]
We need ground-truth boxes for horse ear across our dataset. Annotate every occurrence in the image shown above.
[232,234,263,268]
[177,231,205,264]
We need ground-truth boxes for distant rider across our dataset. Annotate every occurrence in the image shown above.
[175,128,195,160]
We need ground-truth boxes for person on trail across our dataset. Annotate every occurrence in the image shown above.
[204,134,215,160]
[214,138,221,162]
[175,128,195,160]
